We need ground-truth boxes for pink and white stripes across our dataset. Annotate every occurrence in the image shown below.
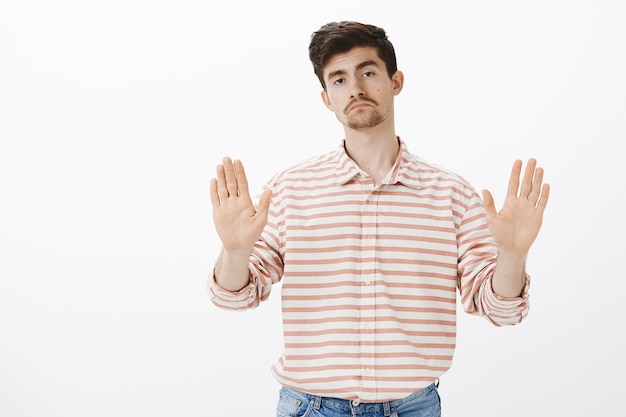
[210,139,529,402]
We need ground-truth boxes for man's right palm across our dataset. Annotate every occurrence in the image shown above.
[209,157,272,253]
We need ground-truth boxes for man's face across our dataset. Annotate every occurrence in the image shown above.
[321,46,403,131]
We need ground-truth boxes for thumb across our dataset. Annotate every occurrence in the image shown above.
[256,189,272,216]
[481,189,497,218]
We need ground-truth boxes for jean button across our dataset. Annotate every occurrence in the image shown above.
[352,399,360,406]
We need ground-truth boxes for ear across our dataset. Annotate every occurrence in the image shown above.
[392,70,404,96]
[321,89,334,111]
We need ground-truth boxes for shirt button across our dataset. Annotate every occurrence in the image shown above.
[352,399,360,406]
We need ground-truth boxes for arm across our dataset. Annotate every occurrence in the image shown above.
[209,157,272,292]
[482,158,550,298]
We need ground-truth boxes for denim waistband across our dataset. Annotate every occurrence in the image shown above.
[280,380,439,414]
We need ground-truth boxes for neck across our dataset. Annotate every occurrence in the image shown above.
[343,127,400,185]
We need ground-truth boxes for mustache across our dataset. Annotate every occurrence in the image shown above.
[344,98,377,114]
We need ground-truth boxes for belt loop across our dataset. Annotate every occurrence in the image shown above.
[313,395,322,410]
[383,400,391,416]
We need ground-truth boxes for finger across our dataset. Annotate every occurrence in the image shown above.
[481,189,497,219]
[256,189,273,216]
[209,178,222,207]
[215,163,228,199]
[537,183,550,212]
[527,166,544,205]
[506,160,523,199]
[518,158,537,199]
[222,157,239,198]
[233,159,250,197]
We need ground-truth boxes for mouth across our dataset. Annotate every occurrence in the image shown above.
[346,100,375,114]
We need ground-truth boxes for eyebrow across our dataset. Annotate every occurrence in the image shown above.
[326,60,380,82]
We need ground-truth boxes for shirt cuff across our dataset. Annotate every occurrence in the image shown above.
[481,273,531,325]
[208,269,257,310]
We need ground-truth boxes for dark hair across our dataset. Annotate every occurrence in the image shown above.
[308,21,398,89]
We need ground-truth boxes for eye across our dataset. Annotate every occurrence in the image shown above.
[332,78,345,85]
[362,71,375,78]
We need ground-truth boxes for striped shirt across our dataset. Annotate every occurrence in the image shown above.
[210,138,530,402]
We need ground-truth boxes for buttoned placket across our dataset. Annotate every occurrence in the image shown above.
[359,185,379,399]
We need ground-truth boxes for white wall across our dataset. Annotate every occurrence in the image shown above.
[1,1,624,415]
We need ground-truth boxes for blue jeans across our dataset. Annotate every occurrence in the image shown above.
[276,382,441,417]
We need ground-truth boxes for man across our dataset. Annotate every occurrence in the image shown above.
[209,21,549,417]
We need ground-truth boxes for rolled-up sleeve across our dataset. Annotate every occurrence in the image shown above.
[456,189,531,326]
[208,268,258,310]
[208,184,284,311]
[477,272,530,326]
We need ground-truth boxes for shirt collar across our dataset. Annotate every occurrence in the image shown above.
[334,137,422,190]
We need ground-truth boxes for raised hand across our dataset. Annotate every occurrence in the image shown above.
[210,157,272,254]
[482,158,550,255]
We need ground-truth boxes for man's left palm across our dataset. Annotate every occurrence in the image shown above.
[482,159,550,254]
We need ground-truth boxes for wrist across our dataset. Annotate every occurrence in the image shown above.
[492,250,528,298]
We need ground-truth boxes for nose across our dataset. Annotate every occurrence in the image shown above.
[350,78,365,98]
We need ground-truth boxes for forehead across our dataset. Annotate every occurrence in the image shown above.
[322,46,384,77]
